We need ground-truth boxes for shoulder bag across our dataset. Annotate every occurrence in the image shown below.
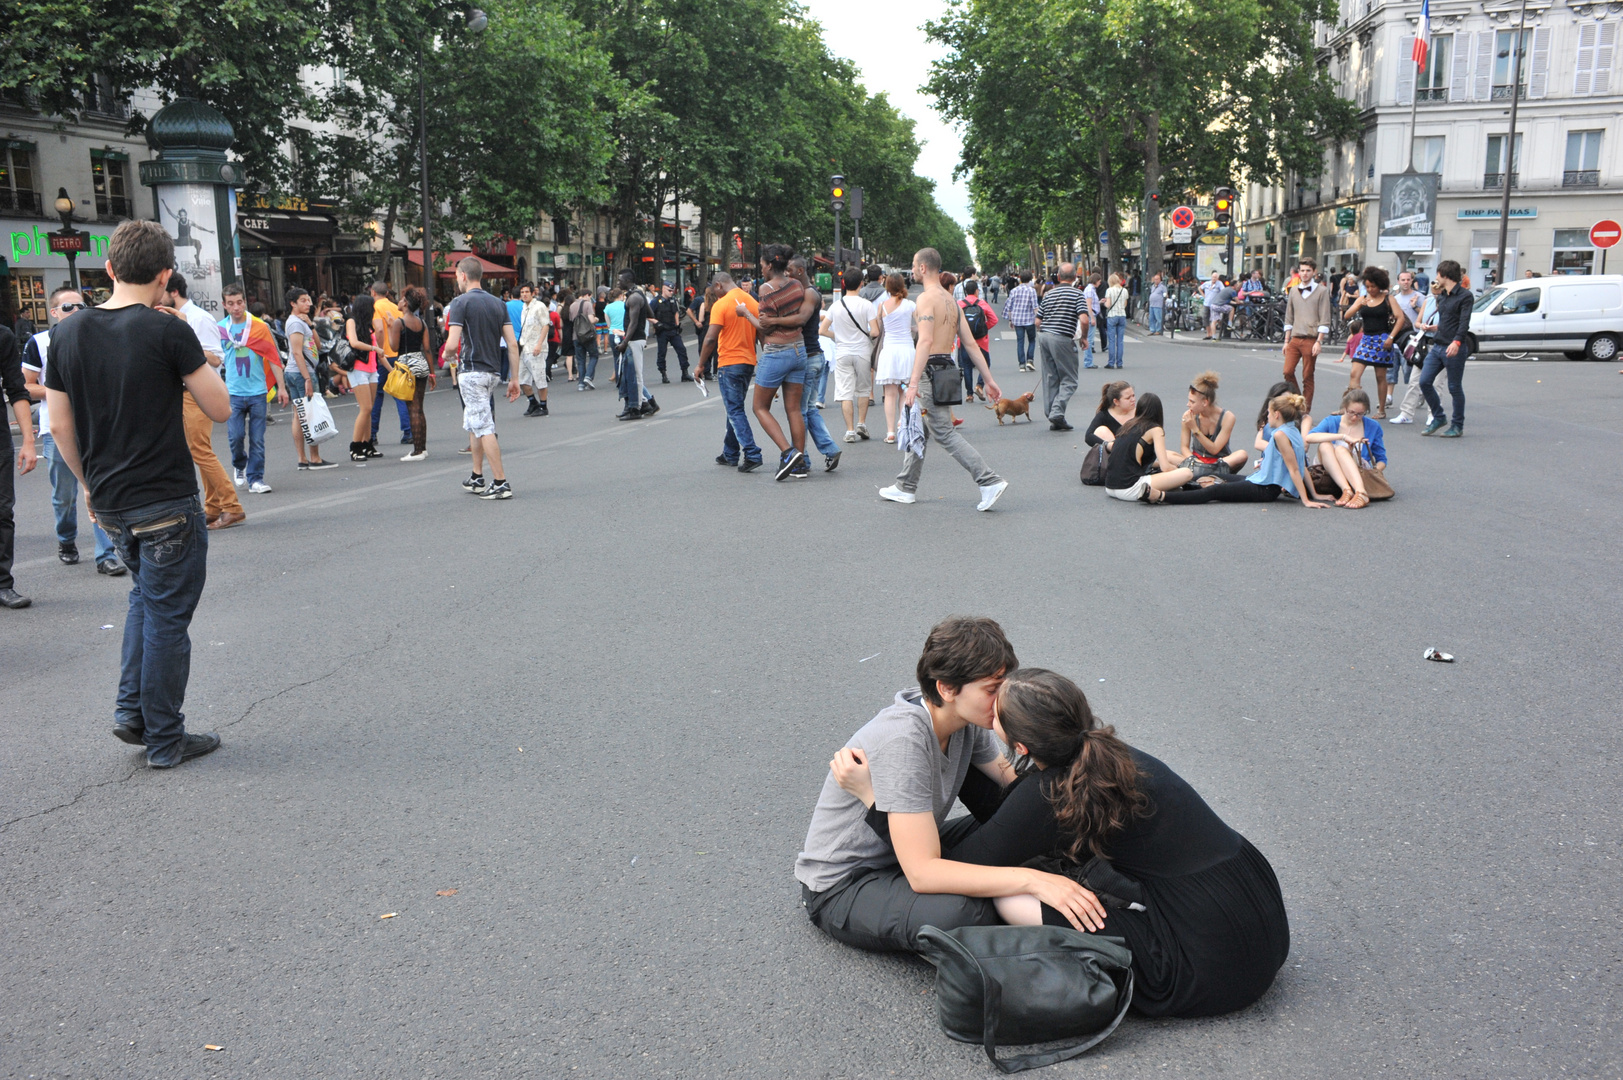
[926,354,963,405]
[382,358,416,402]
[915,924,1133,1073]
[1080,443,1109,486]
[1351,439,1394,499]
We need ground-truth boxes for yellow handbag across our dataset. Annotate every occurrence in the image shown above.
[383,359,416,402]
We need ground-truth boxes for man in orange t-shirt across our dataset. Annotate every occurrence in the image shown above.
[699,272,763,472]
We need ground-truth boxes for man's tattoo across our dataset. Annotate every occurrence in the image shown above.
[918,314,935,322]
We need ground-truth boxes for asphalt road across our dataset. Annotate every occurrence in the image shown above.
[3,319,1620,1079]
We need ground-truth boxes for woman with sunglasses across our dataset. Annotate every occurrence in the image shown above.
[1305,388,1386,508]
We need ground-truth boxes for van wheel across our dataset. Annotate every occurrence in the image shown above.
[1586,334,1620,362]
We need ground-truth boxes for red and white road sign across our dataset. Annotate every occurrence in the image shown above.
[1170,206,1196,231]
[1590,220,1622,249]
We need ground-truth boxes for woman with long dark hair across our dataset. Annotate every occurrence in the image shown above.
[391,285,435,460]
[837,668,1290,1017]
[344,292,387,460]
[1101,392,1196,501]
[736,243,816,478]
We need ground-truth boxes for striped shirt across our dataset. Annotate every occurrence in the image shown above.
[1005,283,1038,325]
[1036,284,1087,336]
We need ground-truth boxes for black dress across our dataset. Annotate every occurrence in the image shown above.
[947,749,1290,1018]
[1104,427,1156,490]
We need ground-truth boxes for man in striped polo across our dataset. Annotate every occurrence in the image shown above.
[1034,263,1087,431]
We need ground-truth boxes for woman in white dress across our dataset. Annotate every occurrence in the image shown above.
[869,272,916,443]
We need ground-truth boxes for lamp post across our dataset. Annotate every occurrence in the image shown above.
[52,189,85,293]
[417,5,486,342]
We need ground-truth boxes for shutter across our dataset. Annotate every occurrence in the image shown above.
[1596,21,1616,94]
[1528,26,1552,98]
[1473,31,1494,100]
[1575,21,1596,95]
[1450,31,1473,100]
[1397,34,1417,104]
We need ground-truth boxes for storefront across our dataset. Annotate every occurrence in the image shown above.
[234,196,338,309]
[4,217,122,323]
[405,250,517,303]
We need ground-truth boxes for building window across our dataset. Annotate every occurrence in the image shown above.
[1563,130,1602,187]
[91,151,131,218]
[9,273,48,327]
[1552,228,1597,274]
[1492,29,1531,99]
[0,144,42,215]
[1412,136,1445,174]
[1484,133,1521,188]
[1419,35,1452,100]
[1573,21,1616,96]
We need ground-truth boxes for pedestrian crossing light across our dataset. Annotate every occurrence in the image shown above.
[1213,187,1235,227]
[831,175,845,212]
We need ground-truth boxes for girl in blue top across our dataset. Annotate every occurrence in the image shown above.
[1154,392,1330,506]
[1306,388,1386,508]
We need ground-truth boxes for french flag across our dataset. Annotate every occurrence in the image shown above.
[1412,0,1431,68]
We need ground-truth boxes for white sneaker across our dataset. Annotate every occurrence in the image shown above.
[248,480,273,494]
[844,430,858,443]
[401,449,427,461]
[233,468,246,486]
[878,485,916,505]
[856,423,870,440]
[977,479,1009,512]
[1389,414,1414,424]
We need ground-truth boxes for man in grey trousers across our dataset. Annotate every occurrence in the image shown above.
[1034,263,1087,432]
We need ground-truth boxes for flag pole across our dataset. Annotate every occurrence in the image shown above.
[1406,0,1427,172]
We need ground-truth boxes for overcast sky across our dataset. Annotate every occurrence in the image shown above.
[800,0,971,229]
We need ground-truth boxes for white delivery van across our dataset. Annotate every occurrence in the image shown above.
[1467,274,1623,361]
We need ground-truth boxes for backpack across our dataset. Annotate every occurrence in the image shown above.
[571,298,595,338]
[961,300,988,340]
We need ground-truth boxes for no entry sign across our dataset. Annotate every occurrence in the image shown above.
[1170,206,1196,231]
[1590,220,1621,249]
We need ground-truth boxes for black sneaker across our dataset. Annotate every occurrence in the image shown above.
[113,724,144,746]
[716,455,739,467]
[738,459,763,474]
[97,558,128,577]
[617,409,643,421]
[538,400,548,416]
[462,473,487,494]
[642,396,660,416]
[59,541,80,565]
[479,480,513,500]
[307,459,339,470]
[1049,417,1073,432]
[524,401,543,416]
[789,457,811,478]
[297,460,311,470]
[775,449,804,481]
[148,731,221,769]
[400,433,413,443]
[824,451,841,473]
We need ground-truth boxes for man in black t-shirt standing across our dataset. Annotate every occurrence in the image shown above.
[443,256,521,499]
[0,322,41,609]
[650,282,691,384]
[44,220,232,767]
[616,270,657,421]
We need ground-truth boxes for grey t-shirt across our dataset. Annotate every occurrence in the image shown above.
[794,688,1004,893]
[445,287,510,374]
[284,313,317,371]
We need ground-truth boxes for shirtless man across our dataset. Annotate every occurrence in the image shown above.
[879,248,1010,511]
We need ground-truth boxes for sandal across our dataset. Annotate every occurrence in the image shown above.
[884,432,896,443]
[1334,487,1352,506]
[1346,491,1370,509]
[1374,409,1388,419]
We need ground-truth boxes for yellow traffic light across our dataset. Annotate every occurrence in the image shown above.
[832,186,844,199]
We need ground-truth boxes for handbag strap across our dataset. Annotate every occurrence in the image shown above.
[840,297,874,340]
[973,954,1134,1074]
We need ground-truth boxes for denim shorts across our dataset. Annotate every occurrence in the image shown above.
[754,341,808,389]
[349,368,378,387]
[285,369,308,399]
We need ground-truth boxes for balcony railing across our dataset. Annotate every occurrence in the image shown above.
[1417,87,1448,102]
[0,188,44,215]
[95,194,133,219]
[1563,170,1600,187]
[1490,84,1526,101]
[1483,171,1519,189]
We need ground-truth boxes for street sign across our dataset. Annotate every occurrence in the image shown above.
[1335,207,1356,229]
[1099,231,1109,244]
[1171,227,1193,244]
[1590,220,1622,249]
[48,232,88,254]
[1191,205,1215,223]
[1169,206,1195,230]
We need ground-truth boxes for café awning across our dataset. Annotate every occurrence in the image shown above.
[406,250,518,277]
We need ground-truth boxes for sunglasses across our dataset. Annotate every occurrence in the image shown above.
[57,302,86,312]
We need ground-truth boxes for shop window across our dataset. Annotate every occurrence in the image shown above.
[1563,131,1602,187]
[0,144,42,215]
[9,273,48,327]
[1551,228,1596,275]
[91,150,131,218]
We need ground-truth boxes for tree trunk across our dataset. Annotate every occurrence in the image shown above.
[1141,110,1165,280]
[614,149,643,279]
[374,194,401,287]
[1098,139,1125,280]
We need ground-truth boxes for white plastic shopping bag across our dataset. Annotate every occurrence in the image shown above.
[296,394,340,445]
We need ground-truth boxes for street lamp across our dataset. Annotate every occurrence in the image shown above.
[52,188,83,292]
[417,5,486,332]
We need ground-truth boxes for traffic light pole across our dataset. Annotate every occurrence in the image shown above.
[834,212,842,274]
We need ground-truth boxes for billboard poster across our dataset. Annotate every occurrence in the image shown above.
[158,184,226,315]
[1377,173,1440,252]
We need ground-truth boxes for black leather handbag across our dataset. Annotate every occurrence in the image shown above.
[1080,443,1108,485]
[927,355,964,405]
[915,924,1133,1073]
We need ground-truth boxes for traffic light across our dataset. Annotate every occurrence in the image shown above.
[1213,186,1235,227]
[831,174,846,212]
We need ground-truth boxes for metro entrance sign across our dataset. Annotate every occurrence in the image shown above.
[1169,206,1195,231]
[1590,220,1621,249]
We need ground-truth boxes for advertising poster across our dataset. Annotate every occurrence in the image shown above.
[1377,173,1440,252]
[158,184,226,315]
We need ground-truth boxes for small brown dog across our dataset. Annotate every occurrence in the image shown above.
[986,392,1036,424]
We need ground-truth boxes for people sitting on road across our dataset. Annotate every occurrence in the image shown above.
[1084,380,1136,450]
[1175,371,1248,478]
[1102,392,1198,502]
[1154,392,1327,506]
[1253,380,1312,462]
[794,618,1105,954]
[1306,388,1386,509]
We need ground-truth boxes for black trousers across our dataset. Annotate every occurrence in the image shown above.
[1159,474,1284,504]
[654,328,688,374]
[801,815,999,953]
[0,422,14,590]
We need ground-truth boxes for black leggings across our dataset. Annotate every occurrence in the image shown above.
[1159,474,1284,504]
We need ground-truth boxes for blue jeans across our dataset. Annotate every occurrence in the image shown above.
[802,352,841,458]
[369,374,412,439]
[1014,324,1036,366]
[39,433,114,562]
[576,338,599,384]
[1418,343,1467,426]
[1148,306,1164,333]
[96,494,209,767]
[718,364,762,464]
[816,356,831,403]
[957,344,983,398]
[1081,332,1095,368]
[1106,315,1126,368]
[227,394,267,484]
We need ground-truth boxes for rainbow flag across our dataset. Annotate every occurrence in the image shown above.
[219,315,285,396]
